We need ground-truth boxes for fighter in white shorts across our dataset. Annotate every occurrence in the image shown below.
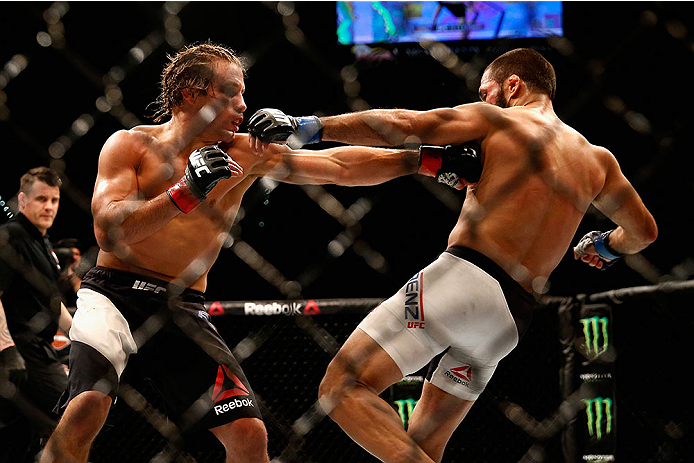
[358,246,534,401]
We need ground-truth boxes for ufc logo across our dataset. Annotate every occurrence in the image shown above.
[190,152,211,178]
[132,280,167,294]
[407,322,425,329]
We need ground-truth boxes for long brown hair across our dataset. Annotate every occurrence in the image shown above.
[151,41,244,122]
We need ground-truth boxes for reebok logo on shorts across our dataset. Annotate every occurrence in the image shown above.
[404,272,425,329]
[213,365,254,415]
[214,397,255,415]
[213,365,250,402]
[445,365,472,386]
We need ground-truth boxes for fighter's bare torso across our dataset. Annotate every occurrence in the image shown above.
[95,127,263,292]
[449,103,611,292]
[92,122,418,293]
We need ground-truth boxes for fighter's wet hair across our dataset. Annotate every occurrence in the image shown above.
[152,41,245,122]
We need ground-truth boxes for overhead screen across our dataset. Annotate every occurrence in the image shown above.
[337,1,563,45]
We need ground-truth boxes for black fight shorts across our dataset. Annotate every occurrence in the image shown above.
[59,266,262,431]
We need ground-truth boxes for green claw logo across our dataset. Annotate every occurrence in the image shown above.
[394,398,418,429]
[582,397,613,440]
[580,316,609,359]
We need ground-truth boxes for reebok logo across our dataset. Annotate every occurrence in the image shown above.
[244,302,302,316]
[445,365,472,385]
[212,366,254,416]
[214,398,255,415]
[213,365,250,403]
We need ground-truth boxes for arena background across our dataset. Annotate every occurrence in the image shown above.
[1,2,692,462]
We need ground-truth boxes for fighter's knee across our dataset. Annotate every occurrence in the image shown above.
[318,358,359,415]
[318,361,337,397]
[317,372,336,413]
[234,418,268,447]
[61,391,111,434]
[214,418,268,456]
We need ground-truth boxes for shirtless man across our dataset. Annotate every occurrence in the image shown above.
[247,48,658,462]
[39,42,478,463]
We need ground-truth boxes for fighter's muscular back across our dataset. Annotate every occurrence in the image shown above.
[448,103,632,292]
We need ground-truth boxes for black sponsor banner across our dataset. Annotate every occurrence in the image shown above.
[578,303,616,463]
[205,298,383,316]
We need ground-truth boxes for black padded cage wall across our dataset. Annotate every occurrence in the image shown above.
[89,281,692,462]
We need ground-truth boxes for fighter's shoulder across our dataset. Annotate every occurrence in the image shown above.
[450,102,507,128]
[451,101,498,116]
[100,127,154,163]
[591,144,620,172]
[577,135,615,162]
[103,125,150,143]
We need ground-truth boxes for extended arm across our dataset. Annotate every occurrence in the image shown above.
[320,106,489,147]
[249,136,482,189]
[248,104,491,150]
[251,143,420,186]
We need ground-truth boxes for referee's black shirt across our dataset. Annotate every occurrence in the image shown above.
[0,212,63,344]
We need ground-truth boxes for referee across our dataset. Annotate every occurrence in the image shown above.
[0,167,73,463]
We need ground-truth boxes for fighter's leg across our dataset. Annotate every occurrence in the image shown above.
[209,417,269,463]
[40,390,112,463]
[42,288,135,462]
[406,381,475,462]
[319,329,435,463]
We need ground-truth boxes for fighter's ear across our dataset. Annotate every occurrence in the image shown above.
[506,74,522,98]
[180,88,199,105]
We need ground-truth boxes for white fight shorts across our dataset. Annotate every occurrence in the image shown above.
[358,246,534,401]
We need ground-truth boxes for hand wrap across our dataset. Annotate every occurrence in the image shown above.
[574,229,623,269]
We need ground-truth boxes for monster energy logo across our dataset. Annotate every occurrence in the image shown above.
[582,397,613,440]
[581,316,609,359]
[394,398,418,429]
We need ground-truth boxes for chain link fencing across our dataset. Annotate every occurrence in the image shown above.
[1,2,692,462]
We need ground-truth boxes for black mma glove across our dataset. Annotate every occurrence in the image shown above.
[0,346,28,389]
[573,229,623,270]
[418,142,483,190]
[167,145,237,213]
[247,108,323,149]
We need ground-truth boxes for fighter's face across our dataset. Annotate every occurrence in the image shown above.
[200,61,247,143]
[479,71,508,108]
[18,181,60,236]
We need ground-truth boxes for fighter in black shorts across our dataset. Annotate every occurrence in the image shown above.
[61,266,261,432]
